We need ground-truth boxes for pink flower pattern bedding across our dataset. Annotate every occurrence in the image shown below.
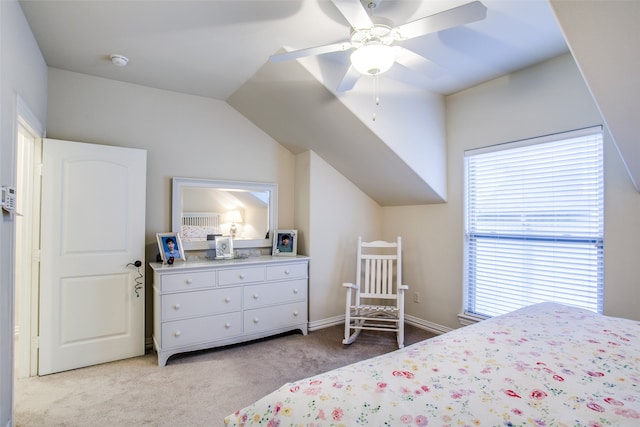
[224,303,640,426]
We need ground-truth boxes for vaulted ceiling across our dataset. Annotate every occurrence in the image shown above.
[18,0,639,203]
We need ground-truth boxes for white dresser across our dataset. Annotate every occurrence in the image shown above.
[150,256,308,366]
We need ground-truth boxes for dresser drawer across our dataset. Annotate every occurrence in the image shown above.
[161,271,216,292]
[218,267,264,286]
[244,301,307,334]
[161,312,242,349]
[266,263,308,281]
[243,278,307,309]
[161,287,242,321]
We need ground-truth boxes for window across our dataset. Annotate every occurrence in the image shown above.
[463,127,603,319]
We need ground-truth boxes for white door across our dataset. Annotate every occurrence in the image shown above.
[39,138,147,375]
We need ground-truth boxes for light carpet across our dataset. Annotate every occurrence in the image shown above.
[14,324,435,426]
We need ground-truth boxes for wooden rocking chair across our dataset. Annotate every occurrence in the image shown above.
[343,236,408,348]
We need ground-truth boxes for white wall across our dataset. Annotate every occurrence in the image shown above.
[297,151,382,326]
[45,68,297,340]
[301,56,448,200]
[383,53,640,328]
[0,1,48,424]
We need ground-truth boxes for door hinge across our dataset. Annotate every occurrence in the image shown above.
[32,335,40,349]
[36,163,43,176]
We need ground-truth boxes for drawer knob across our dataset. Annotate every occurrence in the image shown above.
[253,317,259,324]
[293,311,299,317]
[239,274,245,279]
[174,303,181,310]
[174,331,181,337]
[224,322,231,329]
[185,279,193,285]
[284,269,290,275]
[225,297,231,303]
[293,288,298,294]
[252,293,259,299]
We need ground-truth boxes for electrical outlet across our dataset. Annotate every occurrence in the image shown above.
[413,291,420,303]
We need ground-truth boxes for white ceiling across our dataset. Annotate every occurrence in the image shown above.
[31,1,640,207]
[18,0,569,100]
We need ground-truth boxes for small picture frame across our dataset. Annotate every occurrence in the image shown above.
[273,229,297,256]
[215,235,234,259]
[157,232,186,264]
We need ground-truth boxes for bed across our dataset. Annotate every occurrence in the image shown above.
[224,302,640,426]
[180,212,220,242]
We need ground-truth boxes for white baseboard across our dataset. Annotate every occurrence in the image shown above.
[309,314,452,336]
[308,315,344,331]
[404,314,452,335]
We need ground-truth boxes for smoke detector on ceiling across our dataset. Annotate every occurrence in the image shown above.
[110,54,129,67]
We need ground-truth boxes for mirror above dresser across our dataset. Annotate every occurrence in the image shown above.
[172,177,277,251]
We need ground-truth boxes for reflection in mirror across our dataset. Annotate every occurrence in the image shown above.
[172,177,277,251]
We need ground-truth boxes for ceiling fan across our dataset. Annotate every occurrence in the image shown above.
[270,0,487,91]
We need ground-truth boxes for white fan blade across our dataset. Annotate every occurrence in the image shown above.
[270,42,352,63]
[395,1,487,40]
[331,0,373,29]
[337,65,361,92]
[394,47,443,79]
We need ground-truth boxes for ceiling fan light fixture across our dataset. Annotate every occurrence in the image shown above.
[350,44,396,76]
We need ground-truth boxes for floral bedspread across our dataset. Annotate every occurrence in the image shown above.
[224,303,640,426]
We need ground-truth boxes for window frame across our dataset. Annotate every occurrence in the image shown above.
[462,126,604,321]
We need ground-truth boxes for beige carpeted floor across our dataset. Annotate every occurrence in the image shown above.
[14,324,435,426]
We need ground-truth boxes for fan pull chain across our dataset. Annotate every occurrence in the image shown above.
[373,74,380,121]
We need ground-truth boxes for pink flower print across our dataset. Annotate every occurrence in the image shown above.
[614,408,640,418]
[318,409,326,420]
[505,390,522,399]
[553,374,565,382]
[331,408,344,421]
[275,402,283,414]
[415,415,428,426]
[587,371,605,377]
[512,408,523,416]
[377,382,388,392]
[451,390,464,399]
[393,370,415,379]
[604,397,624,406]
[310,379,322,386]
[530,389,548,400]
[400,414,413,424]
[332,381,343,389]
[587,402,606,412]
[421,385,430,392]
[289,385,300,393]
[304,387,321,396]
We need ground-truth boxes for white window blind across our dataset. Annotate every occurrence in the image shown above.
[463,127,603,318]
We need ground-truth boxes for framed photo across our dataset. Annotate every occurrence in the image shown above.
[157,232,185,264]
[214,235,234,259]
[273,229,297,256]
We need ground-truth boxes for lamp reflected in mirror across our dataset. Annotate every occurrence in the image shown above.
[225,209,244,238]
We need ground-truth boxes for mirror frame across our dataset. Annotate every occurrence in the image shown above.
[172,177,278,251]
